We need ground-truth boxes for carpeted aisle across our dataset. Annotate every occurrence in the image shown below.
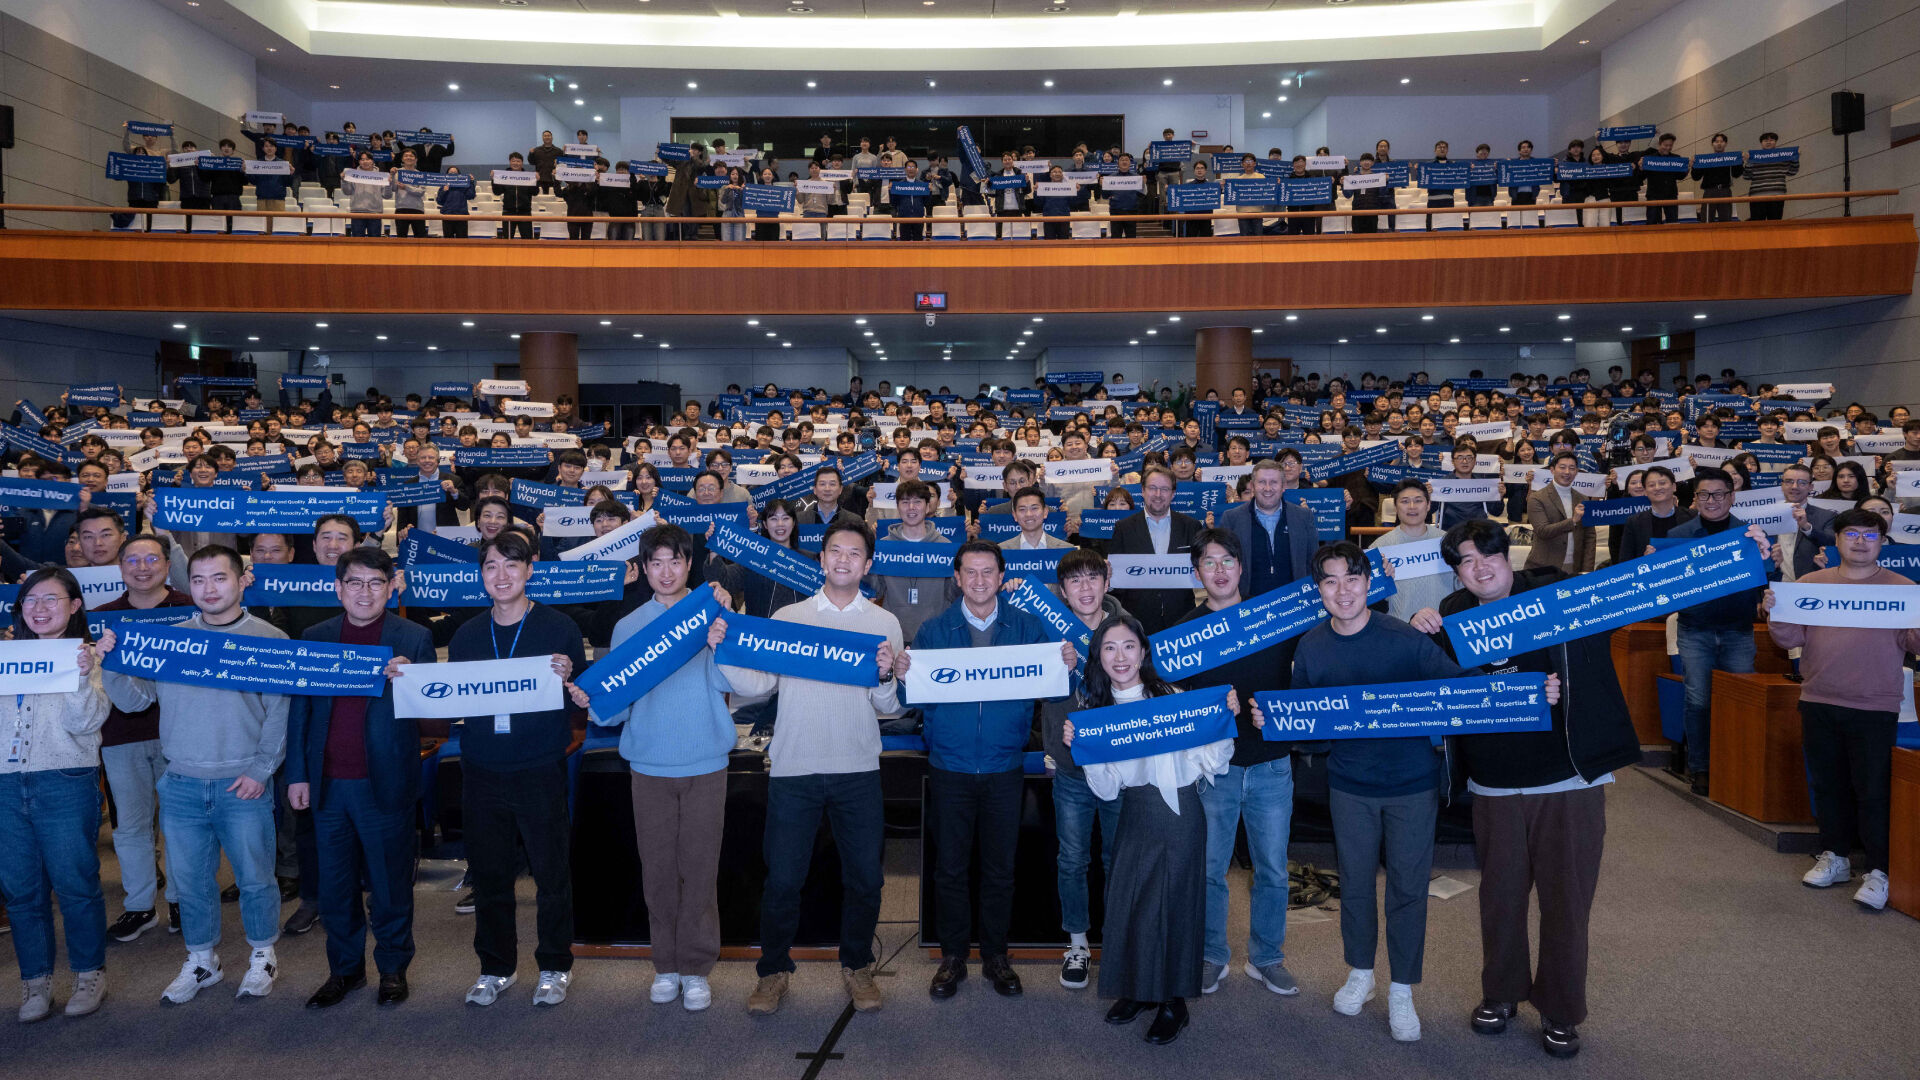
[2,767,1915,1079]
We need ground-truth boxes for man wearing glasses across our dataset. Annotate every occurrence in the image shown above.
[1772,463,1837,580]
[285,548,435,1008]
[95,534,191,941]
[1174,528,1306,998]
[1664,467,1777,795]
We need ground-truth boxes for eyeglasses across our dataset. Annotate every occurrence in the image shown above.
[340,578,390,592]
[1198,556,1239,571]
[19,594,73,608]
[1697,490,1732,501]
[121,553,164,568]
[1839,530,1883,543]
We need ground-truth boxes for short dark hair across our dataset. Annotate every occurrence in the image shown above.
[1692,466,1733,492]
[314,513,363,541]
[953,539,1005,573]
[821,518,874,559]
[188,543,245,579]
[1549,451,1580,469]
[334,546,394,581]
[895,479,935,505]
[1189,528,1242,568]
[9,567,90,642]
[1057,547,1109,582]
[1440,519,1510,568]
[1644,465,1677,486]
[1391,477,1431,501]
[478,529,536,566]
[590,499,632,524]
[74,505,125,532]
[1831,508,1887,539]
[639,522,697,564]
[1311,541,1369,583]
[1011,484,1048,509]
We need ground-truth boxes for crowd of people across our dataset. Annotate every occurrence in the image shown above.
[1,361,1912,1057]
[106,114,1805,238]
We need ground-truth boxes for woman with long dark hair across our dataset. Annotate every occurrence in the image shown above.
[1064,614,1234,1045]
[1,567,110,1021]
[707,498,816,737]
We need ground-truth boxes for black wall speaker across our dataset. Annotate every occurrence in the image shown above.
[1832,91,1865,136]
[0,104,13,149]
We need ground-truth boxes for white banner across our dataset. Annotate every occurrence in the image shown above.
[1808,498,1856,515]
[1501,463,1537,484]
[502,399,555,417]
[1474,454,1503,474]
[794,179,835,194]
[579,470,629,490]
[1108,554,1201,589]
[1013,160,1053,174]
[1034,182,1076,197]
[1773,383,1835,401]
[818,169,853,181]
[559,510,656,563]
[1455,421,1512,444]
[477,379,529,397]
[900,642,1070,704]
[167,150,208,168]
[392,656,561,720]
[1101,174,1146,191]
[965,464,1007,490]
[434,525,481,545]
[1308,155,1348,171]
[1770,583,1920,628]
[1374,536,1452,580]
[734,464,776,488]
[0,639,81,695]
[554,164,597,183]
[563,144,599,157]
[1044,459,1113,484]
[597,173,631,187]
[244,111,284,126]
[342,169,390,186]
[243,159,291,175]
[1612,455,1695,486]
[1893,513,1920,542]
[1680,445,1740,468]
[543,505,599,537]
[69,565,127,607]
[491,169,538,187]
[1343,172,1387,191]
[1730,500,1797,535]
[1429,477,1503,503]
[1782,421,1828,442]
[106,471,141,492]
[1897,472,1920,499]
[1529,469,1609,498]
[1853,433,1904,454]
[1734,486,1783,508]
[1106,382,1139,396]
[1199,464,1254,484]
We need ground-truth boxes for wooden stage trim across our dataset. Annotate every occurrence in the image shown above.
[0,215,1910,315]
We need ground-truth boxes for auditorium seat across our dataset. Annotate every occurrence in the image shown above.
[1619,204,1648,226]
[1543,204,1580,227]
[1679,193,1702,222]
[1470,206,1503,230]
[929,205,962,240]
[1394,211,1428,233]
[149,213,186,233]
[1322,207,1349,234]
[1070,211,1104,239]
[1004,218,1040,240]
[961,205,996,240]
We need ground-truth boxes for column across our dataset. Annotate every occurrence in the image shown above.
[519,331,578,409]
[1194,325,1252,398]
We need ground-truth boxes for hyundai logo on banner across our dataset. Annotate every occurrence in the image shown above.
[422,682,454,699]
[932,668,962,684]
[1795,596,1824,611]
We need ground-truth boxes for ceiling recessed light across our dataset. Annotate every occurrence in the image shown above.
[1162,78,1174,86]
[1620,326,1633,332]
[568,83,579,90]
[1563,336,1575,342]
[806,81,817,88]
[1168,315,1181,322]
[1399,77,1410,84]
[1252,329,1264,335]
[1449,337,1461,343]
[1519,78,1530,83]
[1338,338,1349,344]
[1693,313,1708,320]
[633,333,644,338]
[1284,314,1298,321]
[185,1,199,6]
[855,317,867,324]
[1129,339,1139,345]
[599,319,612,325]
[863,331,873,337]
[314,321,328,328]
[1498,326,1511,333]
[1376,327,1388,334]
[1262,112,1272,119]
[747,319,759,325]
[659,342,670,349]
[266,47,275,52]
[1023,330,1034,336]
[171,322,186,329]
[1146,329,1158,335]
[782,341,792,347]
[1277,95,1288,102]
[593,115,603,123]
[308,344,319,350]
[1578,39,1589,45]
[447,83,459,92]
[1557,313,1571,320]
[787,5,812,12]
[1045,80,1055,88]
[426,345,439,351]
[1420,314,1433,321]
[574,98,584,106]
[247,335,259,341]
[927,79,936,87]
[376,334,388,340]
[687,81,697,89]
[328,84,340,90]
[766,331,777,337]
[1032,317,1043,322]
[1281,78,1292,87]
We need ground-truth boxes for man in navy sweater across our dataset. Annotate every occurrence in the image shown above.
[286,547,436,1009]
[897,540,1072,1000]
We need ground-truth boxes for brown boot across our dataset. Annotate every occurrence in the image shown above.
[843,964,882,1012]
[746,972,789,1016]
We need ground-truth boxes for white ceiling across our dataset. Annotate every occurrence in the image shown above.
[4,296,1864,363]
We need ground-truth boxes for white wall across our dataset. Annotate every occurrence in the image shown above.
[1294,102,1329,158]
[0,316,159,410]
[1598,0,1845,118]
[0,0,255,117]
[1546,68,1601,153]
[1240,126,1298,157]
[1311,95,1552,159]
[302,100,566,168]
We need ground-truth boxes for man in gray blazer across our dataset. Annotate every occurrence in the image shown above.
[1218,460,1323,596]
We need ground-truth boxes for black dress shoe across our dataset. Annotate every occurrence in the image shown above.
[1105,998,1152,1025]
[305,972,367,1009]
[221,884,240,903]
[982,956,1023,997]
[377,972,409,1006]
[1690,772,1710,797]
[1144,998,1189,1044]
[1472,999,1517,1034]
[1542,1022,1581,1058]
[929,956,966,999]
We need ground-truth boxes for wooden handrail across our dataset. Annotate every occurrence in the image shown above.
[0,190,1897,227]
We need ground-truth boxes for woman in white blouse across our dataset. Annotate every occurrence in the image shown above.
[1065,614,1236,1046]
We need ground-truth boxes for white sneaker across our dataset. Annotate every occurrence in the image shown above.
[650,973,682,1004]
[465,973,515,1006]
[19,977,53,1024]
[1387,982,1421,1042]
[236,947,277,999]
[681,975,712,1012]
[533,970,571,1006]
[1803,851,1852,888]
[1854,869,1889,911]
[1332,968,1375,1016]
[161,953,223,1004]
[64,971,106,1018]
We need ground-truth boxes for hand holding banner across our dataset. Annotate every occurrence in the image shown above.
[573,590,725,718]
[1256,674,1550,741]
[393,656,561,719]
[901,642,1069,704]
[102,623,390,697]
[713,612,884,687]
[1769,583,1920,628]
[1067,685,1234,766]
[0,639,82,694]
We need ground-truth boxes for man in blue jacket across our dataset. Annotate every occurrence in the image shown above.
[897,540,1073,1000]
[1218,460,1322,596]
[285,547,436,1009]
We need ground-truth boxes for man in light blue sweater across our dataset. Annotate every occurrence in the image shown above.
[100,544,290,1006]
[572,524,735,1014]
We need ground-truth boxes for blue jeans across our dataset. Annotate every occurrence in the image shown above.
[1199,759,1295,967]
[1051,771,1120,935]
[758,771,883,976]
[101,739,177,911]
[159,772,281,952]
[1678,625,1756,774]
[315,778,416,977]
[0,769,107,979]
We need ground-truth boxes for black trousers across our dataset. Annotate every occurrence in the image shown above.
[1473,785,1606,1027]
[316,778,416,977]
[1111,220,1137,238]
[464,759,572,976]
[1511,191,1538,206]
[1750,200,1784,221]
[1800,701,1897,872]
[758,770,883,976]
[567,221,592,240]
[929,767,1023,959]
[442,217,469,238]
[505,219,534,239]
[393,208,427,237]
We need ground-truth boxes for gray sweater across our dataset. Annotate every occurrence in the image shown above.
[102,610,290,785]
[0,666,109,774]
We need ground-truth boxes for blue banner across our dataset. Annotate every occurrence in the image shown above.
[955,125,988,179]
[1311,440,1402,481]
[431,381,473,397]
[1639,154,1690,174]
[654,468,702,492]
[0,476,83,510]
[1224,177,1278,206]
[196,155,244,172]
[871,539,962,578]
[1074,508,1129,540]
[1006,388,1044,407]
[1149,551,1393,679]
[742,185,794,213]
[83,604,194,643]
[1165,182,1222,212]
[310,144,352,159]
[1597,125,1657,142]
[1379,161,1411,188]
[1003,578,1089,656]
[888,181,930,197]
[1556,162,1634,180]
[1046,370,1105,385]
[577,591,723,718]
[66,384,120,407]
[1419,161,1470,190]
[1146,140,1194,164]
[402,562,622,607]
[383,482,445,508]
[105,152,167,183]
[1444,530,1766,664]
[397,527,476,566]
[453,447,552,469]
[653,499,750,533]
[1255,673,1551,742]
[404,131,454,147]
[713,611,884,687]
[510,479,585,509]
[396,168,471,189]
[1001,547,1066,584]
[127,120,173,137]
[1579,496,1651,527]
[1101,482,1230,518]
[656,143,692,162]
[987,174,1027,192]
[102,622,390,697]
[707,520,824,596]
[244,563,401,609]
[1467,160,1500,186]
[629,161,670,178]
[1826,546,1920,575]
[1282,490,1344,541]
[1693,151,1742,169]
[1067,685,1235,766]
[1743,443,1806,465]
[977,512,1066,544]
[1282,176,1334,205]
[150,489,386,533]
[694,174,728,189]
[278,374,328,390]
[338,442,384,462]
[1501,158,1555,187]
[1749,147,1799,164]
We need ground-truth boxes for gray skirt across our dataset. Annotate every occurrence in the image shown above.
[1097,782,1206,1002]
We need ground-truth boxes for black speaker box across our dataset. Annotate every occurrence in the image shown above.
[0,104,13,149]
[1832,91,1865,135]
